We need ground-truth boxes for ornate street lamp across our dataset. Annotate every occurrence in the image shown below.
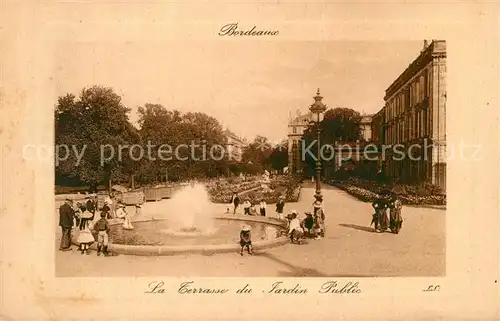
[309,88,327,197]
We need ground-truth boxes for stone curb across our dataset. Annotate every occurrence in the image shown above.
[72,214,289,256]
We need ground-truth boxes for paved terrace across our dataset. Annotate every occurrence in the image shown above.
[55,182,445,277]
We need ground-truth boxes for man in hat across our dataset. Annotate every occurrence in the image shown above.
[86,196,96,221]
[59,198,75,251]
[230,192,240,215]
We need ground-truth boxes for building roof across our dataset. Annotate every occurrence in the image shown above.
[359,114,374,124]
[223,129,247,145]
[384,40,446,100]
[288,111,312,126]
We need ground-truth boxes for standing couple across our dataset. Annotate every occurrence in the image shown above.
[371,191,403,234]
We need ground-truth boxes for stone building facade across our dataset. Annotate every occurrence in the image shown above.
[359,114,373,142]
[380,40,446,189]
[224,129,247,162]
[286,109,378,175]
[287,110,311,174]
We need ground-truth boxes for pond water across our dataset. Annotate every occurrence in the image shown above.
[110,219,284,246]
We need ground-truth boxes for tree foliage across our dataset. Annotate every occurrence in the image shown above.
[266,140,289,171]
[241,136,272,174]
[55,86,140,188]
[301,107,362,175]
[57,86,353,188]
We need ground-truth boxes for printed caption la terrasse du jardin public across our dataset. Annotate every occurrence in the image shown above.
[145,281,362,295]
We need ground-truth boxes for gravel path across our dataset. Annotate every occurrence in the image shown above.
[55,182,445,277]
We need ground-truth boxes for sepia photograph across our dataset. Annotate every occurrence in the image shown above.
[52,40,447,278]
[2,1,500,320]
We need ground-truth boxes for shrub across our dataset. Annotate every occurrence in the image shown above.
[328,178,446,206]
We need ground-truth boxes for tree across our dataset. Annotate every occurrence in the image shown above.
[137,105,228,182]
[321,108,362,142]
[265,140,288,171]
[180,112,228,178]
[55,86,140,189]
[241,136,272,174]
[301,107,362,177]
[137,104,184,183]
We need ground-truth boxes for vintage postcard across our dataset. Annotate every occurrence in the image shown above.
[1,1,499,320]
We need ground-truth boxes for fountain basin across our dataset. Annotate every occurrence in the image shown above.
[72,215,289,256]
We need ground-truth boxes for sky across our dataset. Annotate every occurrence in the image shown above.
[54,40,423,143]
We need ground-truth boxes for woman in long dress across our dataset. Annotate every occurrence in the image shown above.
[116,203,134,230]
[313,208,326,239]
[389,193,403,234]
[371,194,389,232]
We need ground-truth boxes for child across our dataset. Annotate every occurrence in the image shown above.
[243,199,251,216]
[239,225,253,256]
[259,199,267,216]
[276,195,285,220]
[313,194,323,215]
[301,212,315,237]
[76,206,95,255]
[287,211,304,244]
[93,211,110,256]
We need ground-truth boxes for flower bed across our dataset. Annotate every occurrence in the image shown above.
[207,179,266,203]
[209,175,302,204]
[329,178,446,206]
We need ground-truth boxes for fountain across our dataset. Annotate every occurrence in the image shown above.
[73,181,290,255]
[160,182,218,236]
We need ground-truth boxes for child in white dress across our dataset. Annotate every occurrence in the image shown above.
[116,202,134,230]
[77,206,95,255]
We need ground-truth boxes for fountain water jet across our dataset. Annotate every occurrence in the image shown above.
[161,182,217,236]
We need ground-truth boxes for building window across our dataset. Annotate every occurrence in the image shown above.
[420,75,425,102]
[410,115,414,140]
[410,83,414,106]
[293,127,297,134]
[408,86,412,108]
[401,120,405,142]
[424,72,428,98]
[427,68,431,98]
[415,112,419,138]
[422,110,426,137]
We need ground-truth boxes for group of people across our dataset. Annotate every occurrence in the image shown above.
[285,194,326,244]
[237,194,326,255]
[228,192,286,219]
[58,194,137,256]
[59,197,111,256]
[371,191,404,234]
